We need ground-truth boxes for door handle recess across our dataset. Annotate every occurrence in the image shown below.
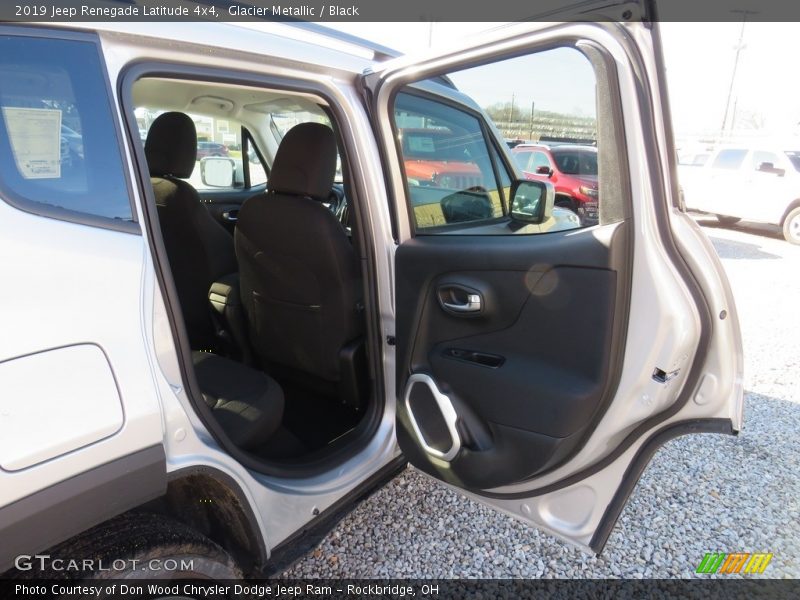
[222,210,238,222]
[437,285,483,316]
[443,294,481,313]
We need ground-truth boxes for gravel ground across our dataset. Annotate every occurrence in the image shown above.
[282,216,800,579]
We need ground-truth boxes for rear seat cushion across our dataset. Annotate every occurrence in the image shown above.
[192,351,284,450]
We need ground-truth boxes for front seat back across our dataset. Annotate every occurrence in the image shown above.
[145,112,237,350]
[235,123,363,383]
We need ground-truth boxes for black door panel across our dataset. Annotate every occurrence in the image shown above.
[429,267,616,435]
[396,222,630,490]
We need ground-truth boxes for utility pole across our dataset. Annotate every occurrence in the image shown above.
[528,101,535,141]
[507,93,515,136]
[720,11,757,139]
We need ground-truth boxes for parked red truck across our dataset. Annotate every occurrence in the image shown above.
[400,128,484,189]
[513,143,599,225]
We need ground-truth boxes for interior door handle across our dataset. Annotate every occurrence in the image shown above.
[222,210,238,222]
[438,284,484,316]
[442,294,482,313]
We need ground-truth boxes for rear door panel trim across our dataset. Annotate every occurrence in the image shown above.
[0,445,166,573]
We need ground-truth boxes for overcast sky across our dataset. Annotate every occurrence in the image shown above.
[320,22,800,140]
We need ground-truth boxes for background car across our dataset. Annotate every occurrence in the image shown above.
[679,146,800,243]
[400,128,483,189]
[512,143,599,225]
[196,141,230,159]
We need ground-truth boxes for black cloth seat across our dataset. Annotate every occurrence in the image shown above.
[145,112,237,351]
[193,352,284,449]
[235,123,363,384]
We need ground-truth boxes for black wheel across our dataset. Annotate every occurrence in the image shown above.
[715,214,741,226]
[14,512,241,581]
[782,206,800,245]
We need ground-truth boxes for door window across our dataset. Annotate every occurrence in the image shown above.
[514,150,534,170]
[530,151,551,170]
[394,93,508,230]
[392,46,602,234]
[0,35,131,223]
[751,150,780,171]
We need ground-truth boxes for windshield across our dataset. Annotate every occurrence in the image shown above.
[552,148,598,176]
[269,111,343,182]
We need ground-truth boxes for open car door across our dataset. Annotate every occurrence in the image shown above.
[363,13,743,553]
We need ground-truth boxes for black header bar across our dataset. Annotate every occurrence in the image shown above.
[2,0,799,23]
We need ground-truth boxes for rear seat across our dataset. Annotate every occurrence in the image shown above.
[192,351,284,450]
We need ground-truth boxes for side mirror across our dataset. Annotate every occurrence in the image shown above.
[535,165,553,176]
[200,157,235,187]
[757,162,785,177]
[509,179,553,224]
[440,189,493,224]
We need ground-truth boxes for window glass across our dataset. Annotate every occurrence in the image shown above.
[0,35,131,221]
[393,46,600,234]
[531,151,551,170]
[751,150,780,171]
[394,92,507,230]
[491,143,513,195]
[552,147,598,175]
[513,150,533,170]
[785,151,800,172]
[244,135,267,187]
[136,109,268,191]
[712,149,747,170]
[677,152,709,166]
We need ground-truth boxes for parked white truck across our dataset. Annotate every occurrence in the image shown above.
[679,146,800,244]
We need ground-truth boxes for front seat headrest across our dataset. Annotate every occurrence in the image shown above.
[145,112,197,179]
[268,122,337,200]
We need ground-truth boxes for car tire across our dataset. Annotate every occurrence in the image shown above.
[14,512,242,581]
[782,206,800,245]
[715,214,741,226]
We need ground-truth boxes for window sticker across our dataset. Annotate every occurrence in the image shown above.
[2,107,62,179]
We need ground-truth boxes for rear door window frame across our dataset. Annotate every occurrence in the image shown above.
[0,26,139,234]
